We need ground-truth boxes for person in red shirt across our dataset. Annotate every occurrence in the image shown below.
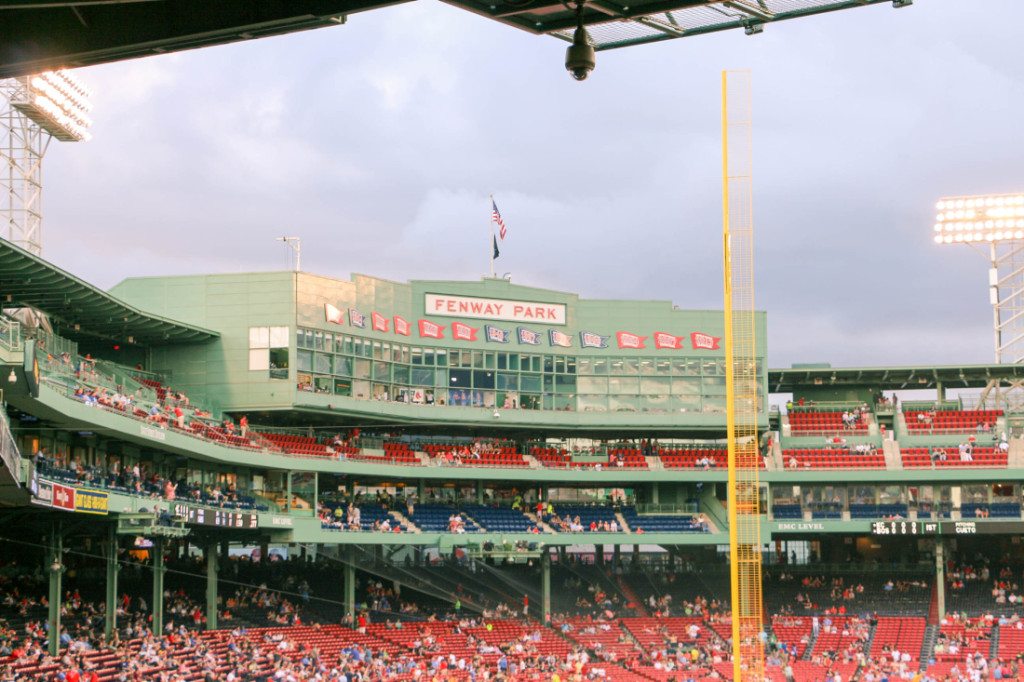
[239,415,249,438]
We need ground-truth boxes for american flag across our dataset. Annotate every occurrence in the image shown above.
[492,198,507,240]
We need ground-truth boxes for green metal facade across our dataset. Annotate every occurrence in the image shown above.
[111,271,769,432]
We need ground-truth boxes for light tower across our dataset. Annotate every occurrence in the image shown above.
[933,194,1024,364]
[1,69,93,256]
[934,193,1024,410]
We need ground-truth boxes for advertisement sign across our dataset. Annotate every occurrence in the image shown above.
[74,488,109,515]
[426,294,567,325]
[52,483,75,511]
[33,479,53,507]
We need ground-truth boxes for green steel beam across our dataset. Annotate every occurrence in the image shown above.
[104,524,118,641]
[152,537,165,636]
[205,541,218,630]
[47,528,62,657]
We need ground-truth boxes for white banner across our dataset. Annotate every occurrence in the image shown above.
[425,293,566,325]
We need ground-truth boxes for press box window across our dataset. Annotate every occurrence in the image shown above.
[249,326,290,379]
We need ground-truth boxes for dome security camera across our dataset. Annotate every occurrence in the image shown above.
[493,410,501,419]
[565,22,595,81]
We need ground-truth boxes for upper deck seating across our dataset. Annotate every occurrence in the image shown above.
[658,447,728,469]
[463,504,538,532]
[782,447,886,469]
[788,409,868,434]
[904,408,1002,433]
[869,616,926,661]
[900,446,1005,468]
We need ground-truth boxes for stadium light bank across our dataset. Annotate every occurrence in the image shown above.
[934,193,1024,364]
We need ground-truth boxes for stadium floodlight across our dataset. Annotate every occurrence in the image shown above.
[1,68,93,256]
[11,70,93,142]
[934,193,1024,365]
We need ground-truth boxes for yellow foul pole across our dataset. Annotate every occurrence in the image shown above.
[722,69,765,682]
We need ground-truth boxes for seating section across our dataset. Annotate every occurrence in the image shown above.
[531,446,572,467]
[848,504,909,519]
[998,624,1024,658]
[423,443,528,467]
[381,441,421,463]
[658,447,727,469]
[869,616,926,661]
[260,432,332,457]
[770,615,813,658]
[772,504,802,519]
[783,447,885,469]
[961,502,1021,518]
[788,409,868,434]
[463,504,539,532]
[409,504,481,532]
[904,408,1002,432]
[619,507,707,533]
[553,505,623,531]
[933,619,992,662]
[607,448,649,469]
[900,446,1005,468]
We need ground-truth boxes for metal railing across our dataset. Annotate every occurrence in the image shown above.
[0,317,22,353]
[635,502,698,515]
[0,403,22,487]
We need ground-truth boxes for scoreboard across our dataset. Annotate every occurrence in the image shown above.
[870,520,1024,536]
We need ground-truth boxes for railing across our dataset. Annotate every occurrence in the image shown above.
[0,317,22,353]
[786,400,869,413]
[0,403,22,487]
[635,502,698,515]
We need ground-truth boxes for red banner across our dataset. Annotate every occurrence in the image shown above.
[690,331,721,350]
[451,322,479,342]
[394,316,411,336]
[418,319,445,339]
[616,331,647,349]
[371,312,389,333]
[52,483,75,511]
[324,303,345,325]
[653,332,685,350]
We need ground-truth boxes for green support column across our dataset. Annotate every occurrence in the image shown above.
[541,550,551,624]
[205,541,218,630]
[312,473,319,514]
[344,548,356,625]
[152,537,165,635]
[476,481,484,505]
[936,538,946,620]
[47,530,63,657]
[417,479,426,500]
[595,544,604,566]
[651,483,660,506]
[104,525,118,641]
[613,544,621,569]
[286,471,293,513]
[936,381,945,403]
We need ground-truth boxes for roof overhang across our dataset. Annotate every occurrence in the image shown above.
[768,363,1024,393]
[0,239,218,346]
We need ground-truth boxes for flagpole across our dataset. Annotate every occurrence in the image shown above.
[489,194,496,278]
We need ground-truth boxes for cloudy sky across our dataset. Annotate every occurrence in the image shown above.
[35,0,1024,369]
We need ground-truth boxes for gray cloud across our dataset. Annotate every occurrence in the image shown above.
[34,0,1024,369]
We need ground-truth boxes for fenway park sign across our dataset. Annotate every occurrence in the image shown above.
[425,294,567,325]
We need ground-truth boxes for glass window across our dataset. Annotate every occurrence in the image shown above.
[353,359,371,380]
[372,361,390,381]
[608,377,639,394]
[472,351,484,368]
[393,365,410,384]
[249,327,270,349]
[298,350,312,372]
[473,370,495,389]
[702,360,722,375]
[270,326,289,347]
[497,353,508,370]
[640,377,670,395]
[592,358,608,375]
[313,331,324,351]
[296,329,307,348]
[507,354,519,370]
[435,349,447,366]
[251,348,270,371]
[269,348,289,379]
[623,358,640,374]
[544,356,554,373]
[334,356,352,376]
[578,395,607,412]
[484,353,496,369]
[372,342,383,360]
[411,348,423,365]
[638,359,655,375]
[314,353,332,374]
[555,375,576,393]
[577,358,592,375]
[520,375,542,392]
[578,377,607,394]
[411,368,433,386]
[609,359,626,375]
[449,369,471,387]
[423,349,434,366]
[555,357,566,374]
[497,373,518,390]
[656,360,671,375]
[334,379,352,396]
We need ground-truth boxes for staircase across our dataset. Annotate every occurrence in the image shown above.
[0,406,24,505]
[523,511,557,534]
[615,511,632,533]
[389,510,421,533]
[919,624,938,671]
[1008,438,1024,468]
[882,438,903,470]
[616,575,647,615]
[801,627,820,661]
